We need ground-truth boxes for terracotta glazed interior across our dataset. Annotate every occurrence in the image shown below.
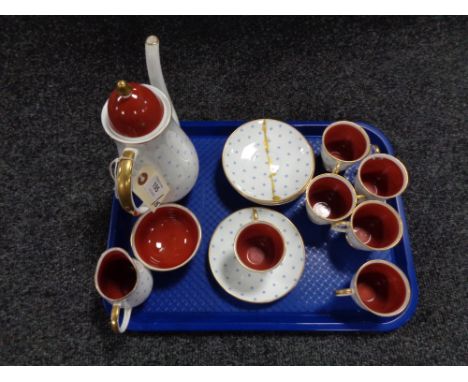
[236,223,284,271]
[357,262,408,314]
[307,176,354,219]
[324,123,368,161]
[134,206,200,269]
[352,203,400,249]
[97,250,137,300]
[360,156,405,197]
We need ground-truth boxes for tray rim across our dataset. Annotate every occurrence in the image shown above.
[104,120,418,333]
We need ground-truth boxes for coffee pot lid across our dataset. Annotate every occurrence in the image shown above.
[107,80,165,138]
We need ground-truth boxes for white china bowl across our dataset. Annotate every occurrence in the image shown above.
[222,119,315,205]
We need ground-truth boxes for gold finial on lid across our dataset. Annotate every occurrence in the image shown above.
[116,80,132,96]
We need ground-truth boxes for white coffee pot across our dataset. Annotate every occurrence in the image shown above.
[101,35,199,216]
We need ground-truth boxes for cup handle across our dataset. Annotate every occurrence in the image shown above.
[110,304,132,333]
[331,221,351,232]
[335,288,354,297]
[252,208,259,221]
[114,148,148,217]
[371,144,380,154]
[332,161,341,174]
[356,194,366,203]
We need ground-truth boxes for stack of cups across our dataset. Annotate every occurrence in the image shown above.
[306,121,411,317]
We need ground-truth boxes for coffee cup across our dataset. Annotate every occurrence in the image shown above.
[355,153,409,201]
[335,260,411,317]
[95,247,153,333]
[234,208,285,272]
[331,200,403,251]
[305,173,358,225]
[321,121,371,173]
[131,204,202,271]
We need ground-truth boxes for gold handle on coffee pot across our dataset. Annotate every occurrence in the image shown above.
[115,149,148,216]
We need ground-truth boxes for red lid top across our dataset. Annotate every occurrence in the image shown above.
[107,80,164,138]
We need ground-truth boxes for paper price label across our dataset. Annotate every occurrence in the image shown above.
[133,165,170,212]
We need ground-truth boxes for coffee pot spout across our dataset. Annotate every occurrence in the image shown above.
[145,35,179,123]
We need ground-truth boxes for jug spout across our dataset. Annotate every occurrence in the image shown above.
[145,35,179,123]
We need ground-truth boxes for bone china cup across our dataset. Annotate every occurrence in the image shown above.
[131,204,202,271]
[355,153,409,201]
[95,247,153,333]
[321,121,371,173]
[306,173,357,225]
[332,200,403,251]
[336,260,411,317]
[234,210,285,272]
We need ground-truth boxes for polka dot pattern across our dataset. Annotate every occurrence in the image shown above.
[222,119,315,205]
[209,208,306,304]
[116,114,199,203]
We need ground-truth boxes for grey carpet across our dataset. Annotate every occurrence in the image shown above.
[0,16,467,365]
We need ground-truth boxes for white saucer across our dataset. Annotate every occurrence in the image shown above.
[222,119,315,205]
[208,208,306,304]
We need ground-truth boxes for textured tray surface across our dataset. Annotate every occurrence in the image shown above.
[106,121,418,332]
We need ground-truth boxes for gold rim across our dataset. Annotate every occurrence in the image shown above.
[208,207,306,304]
[353,260,411,317]
[305,173,357,223]
[130,204,202,272]
[221,119,315,206]
[349,200,404,251]
[322,121,371,164]
[357,153,409,199]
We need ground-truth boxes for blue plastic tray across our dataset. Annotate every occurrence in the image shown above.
[105,121,418,332]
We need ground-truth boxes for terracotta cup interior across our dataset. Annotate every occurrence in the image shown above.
[359,155,407,197]
[324,122,368,161]
[307,176,354,220]
[97,249,137,300]
[351,203,401,249]
[235,222,285,272]
[133,206,200,270]
[356,262,409,315]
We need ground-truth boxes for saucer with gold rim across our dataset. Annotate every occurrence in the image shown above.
[222,119,315,205]
[208,207,306,304]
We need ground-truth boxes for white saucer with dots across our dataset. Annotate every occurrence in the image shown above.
[208,207,306,304]
[222,119,315,205]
